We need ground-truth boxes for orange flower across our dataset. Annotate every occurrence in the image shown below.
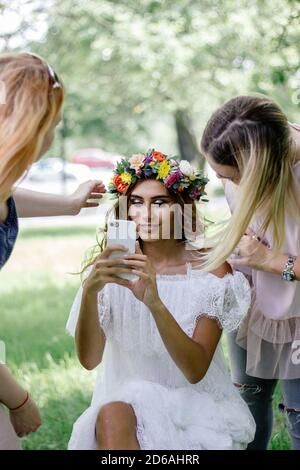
[113,175,128,193]
[152,151,166,162]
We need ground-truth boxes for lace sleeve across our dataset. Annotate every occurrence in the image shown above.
[188,271,251,335]
[219,271,251,331]
[66,282,111,338]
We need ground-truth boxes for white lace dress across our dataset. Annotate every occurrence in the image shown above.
[66,264,256,450]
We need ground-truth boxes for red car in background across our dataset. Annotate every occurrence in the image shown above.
[70,148,120,169]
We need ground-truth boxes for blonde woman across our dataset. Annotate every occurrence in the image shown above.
[200,95,300,450]
[0,52,106,449]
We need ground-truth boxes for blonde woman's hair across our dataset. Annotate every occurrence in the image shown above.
[0,52,65,201]
[200,94,300,271]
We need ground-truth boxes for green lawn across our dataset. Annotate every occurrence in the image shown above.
[0,226,290,450]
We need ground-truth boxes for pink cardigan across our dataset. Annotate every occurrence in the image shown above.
[224,123,300,379]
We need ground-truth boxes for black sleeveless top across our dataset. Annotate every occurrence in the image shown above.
[0,197,19,269]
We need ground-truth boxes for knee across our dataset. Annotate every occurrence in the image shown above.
[96,401,135,441]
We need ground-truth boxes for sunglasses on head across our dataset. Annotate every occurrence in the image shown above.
[24,52,62,89]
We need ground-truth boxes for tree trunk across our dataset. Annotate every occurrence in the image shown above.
[175,109,205,170]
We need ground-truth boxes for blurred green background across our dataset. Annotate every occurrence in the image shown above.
[1,0,300,162]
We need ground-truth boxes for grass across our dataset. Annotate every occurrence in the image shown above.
[1,226,97,450]
[0,225,290,450]
[18,225,99,240]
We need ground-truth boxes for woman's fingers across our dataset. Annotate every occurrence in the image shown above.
[100,245,129,259]
[98,275,131,288]
[89,190,106,196]
[84,202,101,208]
[99,267,135,276]
[123,254,147,261]
[122,259,146,269]
[95,258,130,268]
[131,270,149,279]
[245,228,260,239]
[230,257,248,266]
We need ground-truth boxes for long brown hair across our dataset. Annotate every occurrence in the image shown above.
[0,52,65,200]
[200,94,300,271]
[82,177,205,274]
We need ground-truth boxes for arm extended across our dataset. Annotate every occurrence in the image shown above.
[13,180,105,217]
[13,187,76,217]
[75,289,106,370]
[150,301,222,384]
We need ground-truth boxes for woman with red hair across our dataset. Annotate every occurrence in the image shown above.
[0,52,106,449]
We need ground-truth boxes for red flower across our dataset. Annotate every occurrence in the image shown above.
[113,175,128,193]
[152,150,166,162]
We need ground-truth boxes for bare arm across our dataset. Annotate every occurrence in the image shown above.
[75,288,106,370]
[221,179,299,278]
[124,246,231,384]
[0,365,41,436]
[13,187,75,217]
[151,262,231,383]
[13,180,106,217]
[150,302,222,384]
[231,231,300,280]
[0,365,28,409]
[73,244,135,370]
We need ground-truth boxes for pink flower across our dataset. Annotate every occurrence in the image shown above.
[165,170,183,188]
[129,154,145,171]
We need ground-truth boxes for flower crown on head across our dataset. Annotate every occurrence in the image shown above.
[108,149,209,202]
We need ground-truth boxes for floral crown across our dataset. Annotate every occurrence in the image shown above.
[108,149,209,202]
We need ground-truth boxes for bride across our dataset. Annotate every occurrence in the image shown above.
[66,150,255,450]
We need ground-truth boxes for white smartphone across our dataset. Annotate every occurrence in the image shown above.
[107,219,138,281]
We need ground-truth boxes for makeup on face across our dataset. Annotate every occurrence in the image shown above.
[128,182,176,240]
[129,195,170,228]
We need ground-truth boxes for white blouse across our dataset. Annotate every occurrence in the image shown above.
[66,266,255,450]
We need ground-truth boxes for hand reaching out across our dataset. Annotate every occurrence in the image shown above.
[69,180,107,215]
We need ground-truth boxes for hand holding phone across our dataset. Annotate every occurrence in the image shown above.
[107,220,139,281]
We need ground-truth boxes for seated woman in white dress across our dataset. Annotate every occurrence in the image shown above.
[66,150,256,450]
